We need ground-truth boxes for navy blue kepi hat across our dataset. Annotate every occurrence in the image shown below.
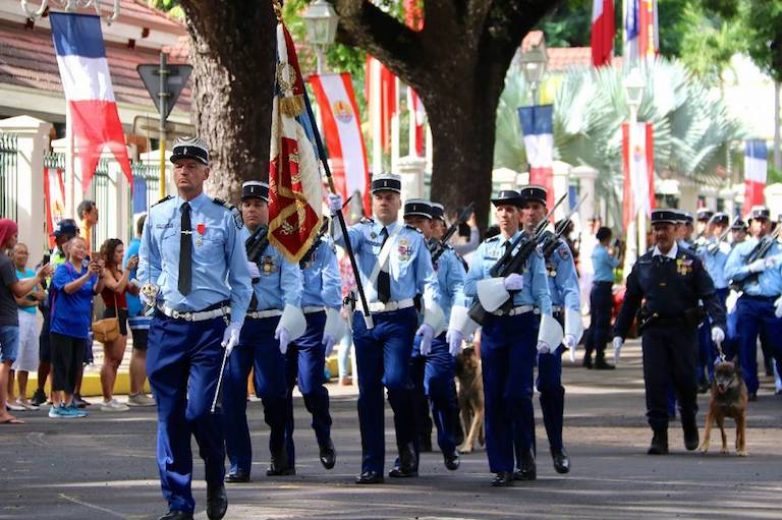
[749,206,770,221]
[651,209,679,225]
[709,212,729,226]
[242,181,269,202]
[519,185,547,206]
[371,172,402,193]
[731,218,747,230]
[171,137,209,165]
[696,208,714,222]
[430,202,445,221]
[491,189,523,207]
[404,199,432,219]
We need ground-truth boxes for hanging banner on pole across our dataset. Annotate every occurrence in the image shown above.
[309,72,371,216]
[622,121,655,230]
[744,139,768,212]
[518,104,555,209]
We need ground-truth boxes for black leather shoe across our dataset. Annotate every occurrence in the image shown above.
[444,450,460,471]
[681,414,699,451]
[582,357,593,369]
[491,471,514,487]
[319,439,336,470]
[206,483,228,520]
[748,392,758,402]
[158,510,193,520]
[419,436,433,453]
[389,443,418,477]
[513,451,536,481]
[266,450,295,476]
[647,429,669,455]
[594,358,615,370]
[551,448,570,474]
[225,470,250,483]
[355,470,384,484]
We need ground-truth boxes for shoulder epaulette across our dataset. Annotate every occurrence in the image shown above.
[405,224,422,233]
[359,217,375,225]
[485,236,500,243]
[152,195,172,207]
[212,197,243,228]
[211,197,236,211]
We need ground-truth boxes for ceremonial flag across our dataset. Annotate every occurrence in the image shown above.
[49,13,132,191]
[591,0,615,67]
[518,105,555,208]
[621,122,655,229]
[268,21,322,264]
[624,0,658,63]
[744,139,768,212]
[365,56,397,153]
[309,73,371,215]
[43,165,66,249]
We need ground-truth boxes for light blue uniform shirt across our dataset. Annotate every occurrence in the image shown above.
[432,245,466,319]
[138,192,253,325]
[300,238,342,310]
[544,239,581,311]
[464,230,552,314]
[725,237,782,297]
[591,244,618,283]
[242,226,302,310]
[698,239,730,290]
[334,219,439,306]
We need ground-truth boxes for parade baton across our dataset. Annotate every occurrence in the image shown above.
[210,343,233,414]
[302,90,374,329]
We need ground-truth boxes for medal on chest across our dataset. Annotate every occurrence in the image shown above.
[398,238,412,261]
[261,255,276,274]
[676,258,693,276]
[196,223,206,247]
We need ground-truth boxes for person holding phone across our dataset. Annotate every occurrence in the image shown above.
[583,227,620,370]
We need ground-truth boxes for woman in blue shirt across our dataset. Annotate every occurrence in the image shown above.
[584,227,620,369]
[49,236,105,418]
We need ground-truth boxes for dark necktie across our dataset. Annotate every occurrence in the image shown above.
[178,202,192,295]
[378,227,391,303]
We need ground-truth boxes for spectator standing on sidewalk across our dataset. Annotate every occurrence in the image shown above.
[77,200,99,253]
[9,243,45,410]
[124,214,155,407]
[99,238,139,412]
[0,219,51,425]
[48,236,104,418]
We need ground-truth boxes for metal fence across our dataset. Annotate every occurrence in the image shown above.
[0,133,18,220]
[132,162,162,212]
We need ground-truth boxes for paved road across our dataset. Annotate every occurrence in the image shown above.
[2,342,781,519]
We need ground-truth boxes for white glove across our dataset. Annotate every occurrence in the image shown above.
[327,193,343,214]
[247,261,261,279]
[322,333,336,358]
[446,329,463,357]
[536,340,550,354]
[221,322,242,354]
[275,326,291,355]
[747,257,776,273]
[563,334,577,362]
[503,273,524,291]
[612,336,624,365]
[711,327,725,345]
[417,323,434,356]
[775,296,782,318]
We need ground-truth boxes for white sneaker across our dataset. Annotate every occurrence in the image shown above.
[127,393,156,407]
[101,399,130,412]
[6,402,25,412]
[15,398,38,411]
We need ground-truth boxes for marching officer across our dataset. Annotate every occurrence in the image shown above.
[222,181,305,482]
[724,218,748,360]
[519,185,580,475]
[613,209,725,455]
[724,206,782,401]
[327,173,441,484]
[464,189,555,487]
[283,218,342,471]
[403,199,465,472]
[583,226,619,369]
[694,208,714,247]
[139,138,253,520]
[676,211,695,251]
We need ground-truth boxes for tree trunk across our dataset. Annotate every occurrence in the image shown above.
[180,1,277,205]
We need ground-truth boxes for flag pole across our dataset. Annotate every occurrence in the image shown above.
[302,86,375,329]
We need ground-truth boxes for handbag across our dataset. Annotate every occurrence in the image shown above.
[92,286,120,344]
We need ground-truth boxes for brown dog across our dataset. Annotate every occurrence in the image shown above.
[455,345,484,453]
[699,360,749,456]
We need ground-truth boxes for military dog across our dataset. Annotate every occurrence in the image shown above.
[699,360,749,456]
[455,345,484,453]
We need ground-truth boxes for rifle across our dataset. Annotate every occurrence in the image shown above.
[468,193,567,325]
[429,202,474,263]
[245,225,269,267]
[540,194,587,259]
[705,216,736,254]
[740,225,782,286]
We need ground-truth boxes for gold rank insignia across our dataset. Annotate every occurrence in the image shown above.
[676,258,693,276]
[261,255,276,274]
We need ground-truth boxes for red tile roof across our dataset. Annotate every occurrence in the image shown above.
[0,19,190,111]
[520,30,622,71]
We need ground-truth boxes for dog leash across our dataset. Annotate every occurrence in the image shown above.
[715,340,727,364]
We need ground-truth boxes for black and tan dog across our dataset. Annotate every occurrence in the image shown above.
[699,360,748,456]
[455,345,484,453]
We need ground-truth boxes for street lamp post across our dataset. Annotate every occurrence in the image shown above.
[301,0,339,75]
[520,40,548,106]
[21,0,120,23]
[623,67,646,276]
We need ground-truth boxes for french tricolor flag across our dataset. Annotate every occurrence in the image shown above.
[624,0,658,63]
[744,139,768,212]
[518,105,555,209]
[50,13,132,191]
[591,0,614,67]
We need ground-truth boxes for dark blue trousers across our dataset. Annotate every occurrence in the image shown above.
[284,311,332,466]
[585,281,613,361]
[411,333,458,456]
[536,347,565,453]
[222,316,288,476]
[735,296,782,394]
[147,313,227,514]
[352,307,418,474]
[481,312,537,474]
